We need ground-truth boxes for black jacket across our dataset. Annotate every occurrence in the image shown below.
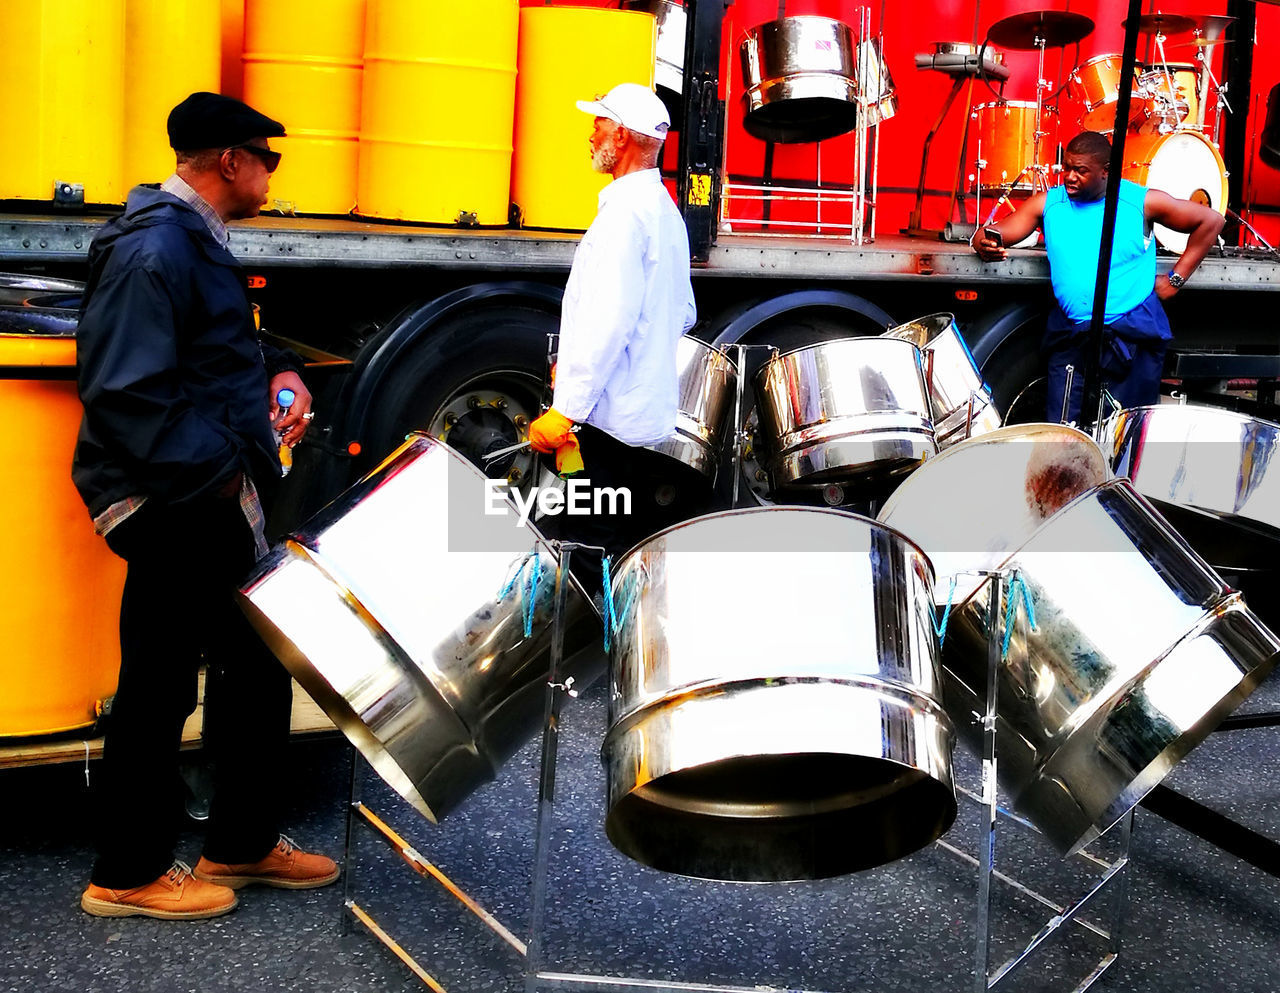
[72,185,301,518]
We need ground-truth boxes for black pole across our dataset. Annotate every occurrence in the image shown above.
[1081,0,1145,423]
[1222,0,1257,237]
[678,0,727,263]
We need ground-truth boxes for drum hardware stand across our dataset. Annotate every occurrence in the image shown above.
[727,342,778,507]
[937,569,1133,993]
[340,745,530,992]
[905,75,970,238]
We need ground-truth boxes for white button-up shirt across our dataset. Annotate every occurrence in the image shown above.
[552,168,696,446]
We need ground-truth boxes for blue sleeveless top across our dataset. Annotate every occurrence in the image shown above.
[1043,179,1154,323]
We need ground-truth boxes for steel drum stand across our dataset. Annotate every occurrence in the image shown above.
[934,570,1134,993]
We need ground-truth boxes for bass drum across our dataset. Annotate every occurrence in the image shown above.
[1121,130,1226,254]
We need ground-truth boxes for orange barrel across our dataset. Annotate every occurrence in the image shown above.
[124,0,222,189]
[0,328,126,737]
[243,0,365,215]
[0,0,127,205]
[511,7,656,231]
[221,0,246,99]
[356,0,519,224]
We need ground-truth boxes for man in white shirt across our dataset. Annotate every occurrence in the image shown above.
[528,82,697,587]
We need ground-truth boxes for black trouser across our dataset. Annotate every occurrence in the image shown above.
[90,493,292,888]
[545,424,709,596]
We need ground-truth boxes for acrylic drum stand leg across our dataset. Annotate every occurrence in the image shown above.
[972,571,1004,993]
[525,541,583,993]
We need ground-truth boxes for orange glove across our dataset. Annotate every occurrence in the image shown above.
[528,407,574,453]
[555,433,584,477]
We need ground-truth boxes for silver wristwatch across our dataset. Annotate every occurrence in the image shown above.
[1166,271,1186,290]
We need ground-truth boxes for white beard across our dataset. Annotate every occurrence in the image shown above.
[591,144,618,174]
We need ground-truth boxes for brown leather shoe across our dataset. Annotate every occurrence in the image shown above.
[194,834,339,890]
[81,861,238,920]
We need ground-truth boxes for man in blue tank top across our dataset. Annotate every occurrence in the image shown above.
[973,131,1223,421]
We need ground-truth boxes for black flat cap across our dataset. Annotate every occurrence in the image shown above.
[167,92,286,150]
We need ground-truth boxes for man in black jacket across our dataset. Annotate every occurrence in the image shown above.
[73,93,337,920]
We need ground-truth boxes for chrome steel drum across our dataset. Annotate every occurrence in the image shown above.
[603,507,957,881]
[647,335,738,481]
[622,0,686,120]
[740,16,859,143]
[856,37,897,127]
[239,433,599,822]
[879,423,1110,604]
[1103,403,1280,570]
[883,313,1001,448]
[884,454,1279,854]
[753,336,936,490]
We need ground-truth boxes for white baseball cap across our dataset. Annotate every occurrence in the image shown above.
[576,83,670,140]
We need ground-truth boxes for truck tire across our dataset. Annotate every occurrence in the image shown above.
[970,302,1048,425]
[347,284,562,490]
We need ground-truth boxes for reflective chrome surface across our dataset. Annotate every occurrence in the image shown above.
[1103,403,1280,570]
[856,37,897,126]
[622,0,686,107]
[603,507,957,881]
[647,335,738,480]
[754,336,936,490]
[239,434,599,822]
[883,313,1001,448]
[890,470,1279,855]
[878,422,1111,605]
[740,16,860,143]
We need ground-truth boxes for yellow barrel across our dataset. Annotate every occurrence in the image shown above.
[0,333,125,737]
[221,0,245,99]
[357,0,519,224]
[511,7,656,231]
[0,0,127,204]
[124,0,222,189]
[243,0,365,215]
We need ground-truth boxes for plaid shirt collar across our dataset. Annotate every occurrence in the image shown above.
[161,173,229,247]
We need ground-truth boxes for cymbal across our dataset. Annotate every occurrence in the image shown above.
[1186,14,1236,37]
[1122,12,1196,37]
[989,10,1095,49]
[1172,36,1236,48]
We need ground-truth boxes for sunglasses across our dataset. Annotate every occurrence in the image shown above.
[227,144,282,174]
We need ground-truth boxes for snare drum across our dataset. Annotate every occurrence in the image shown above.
[1121,130,1226,253]
[1067,54,1138,131]
[972,102,1058,193]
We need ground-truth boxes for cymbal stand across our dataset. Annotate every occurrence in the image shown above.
[1197,49,1233,144]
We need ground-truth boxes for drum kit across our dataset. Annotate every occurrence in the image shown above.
[968,9,1233,251]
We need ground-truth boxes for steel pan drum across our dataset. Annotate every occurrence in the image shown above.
[603,507,957,881]
[647,335,738,481]
[621,0,685,121]
[879,423,1110,604]
[740,16,860,143]
[239,433,599,822]
[1103,403,1280,570]
[882,439,1279,854]
[883,313,1002,448]
[754,336,936,490]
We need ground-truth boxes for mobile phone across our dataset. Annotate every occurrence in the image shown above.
[983,226,1004,247]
